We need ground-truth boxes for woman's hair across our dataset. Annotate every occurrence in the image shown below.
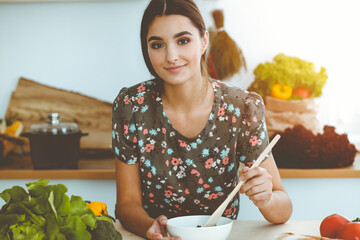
[140,0,208,79]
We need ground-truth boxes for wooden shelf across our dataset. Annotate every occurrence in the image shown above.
[0,152,116,179]
[0,169,115,179]
[279,153,360,178]
[1,153,359,179]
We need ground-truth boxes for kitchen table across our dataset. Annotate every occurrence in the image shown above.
[114,219,323,240]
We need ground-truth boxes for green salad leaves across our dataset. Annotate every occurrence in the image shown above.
[0,179,97,240]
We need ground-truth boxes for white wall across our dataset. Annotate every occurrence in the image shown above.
[0,0,150,112]
[1,178,360,221]
[1,0,360,149]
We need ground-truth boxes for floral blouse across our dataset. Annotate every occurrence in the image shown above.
[112,78,270,220]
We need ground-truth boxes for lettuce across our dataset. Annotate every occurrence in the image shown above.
[0,179,97,240]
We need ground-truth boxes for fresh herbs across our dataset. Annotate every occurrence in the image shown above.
[0,179,97,240]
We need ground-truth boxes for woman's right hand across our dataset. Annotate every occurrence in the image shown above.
[145,215,180,240]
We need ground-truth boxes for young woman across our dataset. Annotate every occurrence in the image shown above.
[112,0,293,239]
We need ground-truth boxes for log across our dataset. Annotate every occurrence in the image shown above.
[5,77,112,151]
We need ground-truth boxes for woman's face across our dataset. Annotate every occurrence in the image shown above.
[147,14,208,85]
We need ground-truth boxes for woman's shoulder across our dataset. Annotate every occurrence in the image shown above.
[112,79,159,122]
[113,79,159,106]
[115,79,157,99]
[213,79,264,106]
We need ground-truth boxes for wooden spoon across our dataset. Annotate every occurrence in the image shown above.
[203,134,281,227]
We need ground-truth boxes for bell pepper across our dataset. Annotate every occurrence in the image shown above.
[271,83,292,100]
[86,201,108,216]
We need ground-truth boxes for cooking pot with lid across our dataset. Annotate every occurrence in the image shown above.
[22,113,88,169]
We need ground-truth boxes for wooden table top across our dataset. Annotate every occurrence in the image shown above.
[114,220,325,240]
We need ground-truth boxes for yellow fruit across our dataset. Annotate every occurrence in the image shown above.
[0,119,6,134]
[271,83,293,100]
[86,201,108,216]
[5,120,24,137]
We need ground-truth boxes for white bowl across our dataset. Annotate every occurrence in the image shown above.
[166,215,233,240]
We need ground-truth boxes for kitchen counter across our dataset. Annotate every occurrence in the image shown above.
[0,152,359,179]
[114,219,324,240]
[0,151,116,179]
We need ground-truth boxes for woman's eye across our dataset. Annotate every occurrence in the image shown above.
[151,42,163,49]
[178,38,189,45]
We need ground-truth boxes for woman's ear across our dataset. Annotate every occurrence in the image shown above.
[201,31,209,55]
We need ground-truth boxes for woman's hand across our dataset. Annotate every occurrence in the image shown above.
[146,215,180,240]
[239,166,273,208]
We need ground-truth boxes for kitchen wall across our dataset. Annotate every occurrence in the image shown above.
[0,0,360,148]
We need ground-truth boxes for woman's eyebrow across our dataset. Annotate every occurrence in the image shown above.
[148,31,192,42]
[148,36,162,42]
[174,31,192,38]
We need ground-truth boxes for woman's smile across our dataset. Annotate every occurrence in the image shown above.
[164,64,186,73]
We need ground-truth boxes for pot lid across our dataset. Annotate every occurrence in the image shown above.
[30,113,79,134]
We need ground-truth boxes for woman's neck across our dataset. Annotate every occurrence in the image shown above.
[161,77,212,113]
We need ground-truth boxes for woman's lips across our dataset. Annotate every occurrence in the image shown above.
[164,65,185,73]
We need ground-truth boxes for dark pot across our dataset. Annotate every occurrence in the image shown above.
[22,113,88,169]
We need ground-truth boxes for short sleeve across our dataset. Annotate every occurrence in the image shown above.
[112,87,139,164]
[237,92,270,167]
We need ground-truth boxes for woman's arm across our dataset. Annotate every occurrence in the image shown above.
[115,160,154,237]
[115,160,179,240]
[240,154,293,223]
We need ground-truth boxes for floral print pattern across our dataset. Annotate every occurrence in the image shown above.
[112,78,269,220]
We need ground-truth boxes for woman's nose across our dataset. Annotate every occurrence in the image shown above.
[165,45,178,63]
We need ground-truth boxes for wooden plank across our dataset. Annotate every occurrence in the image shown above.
[0,169,115,179]
[279,168,360,178]
[0,153,116,179]
[5,77,112,150]
[279,153,360,178]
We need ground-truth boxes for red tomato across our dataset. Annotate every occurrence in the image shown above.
[292,87,311,98]
[337,221,360,240]
[320,214,350,238]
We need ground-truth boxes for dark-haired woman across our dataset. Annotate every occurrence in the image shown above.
[112,0,292,239]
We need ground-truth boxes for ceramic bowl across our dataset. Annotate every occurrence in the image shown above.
[166,215,233,240]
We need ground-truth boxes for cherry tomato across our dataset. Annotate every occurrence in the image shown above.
[292,87,311,98]
[320,214,350,238]
[337,221,360,240]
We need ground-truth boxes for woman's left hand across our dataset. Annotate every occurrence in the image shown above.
[239,166,273,208]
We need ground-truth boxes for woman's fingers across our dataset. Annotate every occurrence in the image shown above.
[155,216,181,239]
[156,215,169,237]
[152,233,163,240]
[241,166,266,181]
[240,168,270,192]
[239,166,273,207]
[157,215,168,225]
[146,218,165,240]
[241,166,249,174]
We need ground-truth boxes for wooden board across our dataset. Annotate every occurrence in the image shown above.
[5,77,112,151]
